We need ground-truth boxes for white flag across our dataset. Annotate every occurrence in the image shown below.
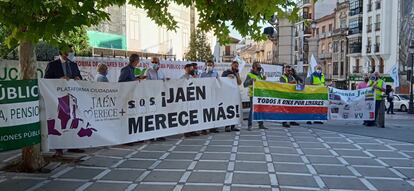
[307,54,318,78]
[389,64,399,87]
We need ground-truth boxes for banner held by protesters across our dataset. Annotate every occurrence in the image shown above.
[253,81,329,121]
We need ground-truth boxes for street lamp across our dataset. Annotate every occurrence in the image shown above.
[408,44,414,114]
[311,21,317,36]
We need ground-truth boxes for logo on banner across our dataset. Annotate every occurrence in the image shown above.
[47,94,97,138]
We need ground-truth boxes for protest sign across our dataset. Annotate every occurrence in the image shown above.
[253,81,329,121]
[0,80,41,151]
[328,87,375,120]
[39,78,241,149]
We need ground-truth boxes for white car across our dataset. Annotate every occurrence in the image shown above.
[385,94,410,112]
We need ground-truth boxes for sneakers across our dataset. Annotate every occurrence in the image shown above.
[282,122,290,128]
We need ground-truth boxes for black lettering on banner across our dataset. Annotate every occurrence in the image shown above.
[196,86,206,100]
[129,117,143,134]
[128,100,135,108]
[203,108,215,122]
[226,105,236,119]
[144,115,154,132]
[178,111,189,126]
[187,86,195,101]
[168,112,178,128]
[175,88,186,102]
[189,110,198,124]
[217,105,227,120]
[154,114,167,129]
[150,97,155,105]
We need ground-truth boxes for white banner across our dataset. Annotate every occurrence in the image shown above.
[39,78,241,149]
[328,87,375,120]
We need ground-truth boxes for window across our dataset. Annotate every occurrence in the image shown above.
[316,28,319,35]
[376,0,381,9]
[349,17,363,35]
[340,62,344,76]
[329,24,333,32]
[355,59,360,73]
[333,62,339,75]
[322,26,326,33]
[375,14,381,31]
[321,43,325,53]
[225,46,231,55]
[367,16,372,32]
[328,42,332,53]
[333,42,339,53]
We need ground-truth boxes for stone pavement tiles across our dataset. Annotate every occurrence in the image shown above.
[1,125,414,191]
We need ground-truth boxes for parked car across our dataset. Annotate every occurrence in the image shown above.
[385,94,410,112]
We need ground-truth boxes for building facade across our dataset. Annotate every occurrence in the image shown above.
[278,18,296,66]
[89,4,216,60]
[332,1,349,88]
[294,0,315,74]
[399,0,414,93]
[314,13,335,82]
[347,0,364,89]
[361,0,399,75]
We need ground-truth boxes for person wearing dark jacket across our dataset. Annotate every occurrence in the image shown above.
[44,46,83,157]
[44,47,82,80]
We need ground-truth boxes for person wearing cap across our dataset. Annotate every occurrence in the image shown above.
[367,72,386,128]
[244,62,267,131]
[222,61,242,132]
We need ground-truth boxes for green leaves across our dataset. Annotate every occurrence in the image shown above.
[0,0,299,49]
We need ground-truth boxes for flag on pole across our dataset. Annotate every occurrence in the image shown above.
[307,54,318,78]
[389,64,399,87]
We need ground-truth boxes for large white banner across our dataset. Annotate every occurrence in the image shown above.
[328,87,375,120]
[39,78,241,149]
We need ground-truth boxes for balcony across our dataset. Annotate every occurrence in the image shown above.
[375,44,380,53]
[375,22,381,31]
[367,24,372,33]
[320,53,333,59]
[376,1,381,9]
[367,3,372,12]
[348,26,362,35]
[333,28,348,35]
[349,44,362,54]
[366,45,372,53]
[303,12,312,20]
[349,8,363,16]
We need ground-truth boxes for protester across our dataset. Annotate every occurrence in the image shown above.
[44,45,84,157]
[45,46,82,80]
[279,65,300,128]
[358,74,370,126]
[191,62,199,78]
[200,60,220,134]
[386,85,395,114]
[290,68,303,85]
[222,61,242,132]
[367,72,386,127]
[181,63,200,137]
[145,57,169,80]
[146,57,168,141]
[181,63,195,80]
[307,65,325,125]
[357,74,370,89]
[95,63,109,82]
[119,54,144,82]
[244,62,267,131]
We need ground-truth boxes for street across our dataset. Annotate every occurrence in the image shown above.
[1,113,414,191]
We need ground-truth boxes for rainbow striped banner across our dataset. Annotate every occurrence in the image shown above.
[253,81,329,121]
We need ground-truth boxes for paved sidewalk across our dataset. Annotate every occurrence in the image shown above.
[1,124,414,191]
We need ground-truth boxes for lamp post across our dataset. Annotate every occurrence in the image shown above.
[408,44,414,114]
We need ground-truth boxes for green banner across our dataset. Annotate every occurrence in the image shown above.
[0,79,40,152]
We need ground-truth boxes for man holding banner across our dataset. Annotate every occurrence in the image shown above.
[244,62,267,131]
[307,65,326,125]
[222,61,242,132]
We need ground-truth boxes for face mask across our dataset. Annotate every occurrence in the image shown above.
[206,66,213,72]
[68,52,75,61]
[152,64,159,70]
[316,70,322,74]
[193,70,198,75]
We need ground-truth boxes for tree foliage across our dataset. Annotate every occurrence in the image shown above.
[0,0,301,48]
[185,29,212,61]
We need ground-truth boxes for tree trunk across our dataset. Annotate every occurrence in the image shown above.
[19,41,45,172]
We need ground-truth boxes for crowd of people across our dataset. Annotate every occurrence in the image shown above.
[44,47,391,156]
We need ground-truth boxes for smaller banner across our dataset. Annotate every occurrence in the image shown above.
[0,80,41,152]
[328,87,375,120]
[253,81,328,121]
